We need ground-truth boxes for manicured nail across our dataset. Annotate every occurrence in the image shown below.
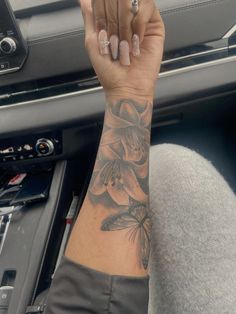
[132,34,140,57]
[119,40,131,66]
[98,30,109,55]
[110,35,119,60]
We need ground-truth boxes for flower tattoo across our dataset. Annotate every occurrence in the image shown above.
[89,99,153,269]
[101,100,151,162]
[91,147,148,205]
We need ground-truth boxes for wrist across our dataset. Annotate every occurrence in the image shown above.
[105,88,154,104]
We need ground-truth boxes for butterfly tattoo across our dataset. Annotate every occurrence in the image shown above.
[101,201,152,269]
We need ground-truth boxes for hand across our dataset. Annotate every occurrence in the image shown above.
[79,0,165,99]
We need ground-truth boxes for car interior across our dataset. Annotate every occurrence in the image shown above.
[0,0,236,313]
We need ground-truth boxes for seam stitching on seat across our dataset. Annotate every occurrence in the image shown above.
[107,277,113,314]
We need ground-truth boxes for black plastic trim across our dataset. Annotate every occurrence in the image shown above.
[0,56,236,138]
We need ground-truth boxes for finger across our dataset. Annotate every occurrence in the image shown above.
[105,0,119,37]
[98,29,110,56]
[119,41,131,66]
[105,0,119,60]
[80,0,95,37]
[80,0,109,61]
[92,0,107,32]
[118,0,134,50]
[91,0,112,58]
[131,0,155,47]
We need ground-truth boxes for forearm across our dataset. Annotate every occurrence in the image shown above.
[65,95,153,276]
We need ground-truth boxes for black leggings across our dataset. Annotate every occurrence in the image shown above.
[44,256,149,314]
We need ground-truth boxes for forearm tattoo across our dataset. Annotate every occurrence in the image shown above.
[89,99,153,269]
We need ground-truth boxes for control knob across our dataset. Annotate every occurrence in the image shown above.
[0,37,17,55]
[35,139,54,157]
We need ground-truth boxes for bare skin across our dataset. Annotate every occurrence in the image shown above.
[66,96,153,276]
[65,0,165,276]
[81,0,165,97]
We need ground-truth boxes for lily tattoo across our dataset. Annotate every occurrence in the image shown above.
[101,99,151,162]
[89,99,153,269]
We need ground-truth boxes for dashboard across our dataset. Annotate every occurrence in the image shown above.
[0,0,235,159]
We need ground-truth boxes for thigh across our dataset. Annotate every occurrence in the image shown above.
[44,256,149,314]
[149,144,236,314]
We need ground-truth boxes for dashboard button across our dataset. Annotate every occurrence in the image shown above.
[0,147,14,154]
[23,144,32,151]
[2,156,16,162]
[35,139,54,156]
[0,62,9,71]
[0,286,13,308]
[0,37,17,55]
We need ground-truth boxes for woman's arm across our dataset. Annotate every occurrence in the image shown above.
[65,0,165,276]
[44,2,164,313]
[65,95,153,276]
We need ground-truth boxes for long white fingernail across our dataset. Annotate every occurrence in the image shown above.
[119,40,131,66]
[98,30,110,55]
[132,34,140,57]
[110,35,119,60]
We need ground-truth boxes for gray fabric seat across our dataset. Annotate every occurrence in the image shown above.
[149,144,236,314]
